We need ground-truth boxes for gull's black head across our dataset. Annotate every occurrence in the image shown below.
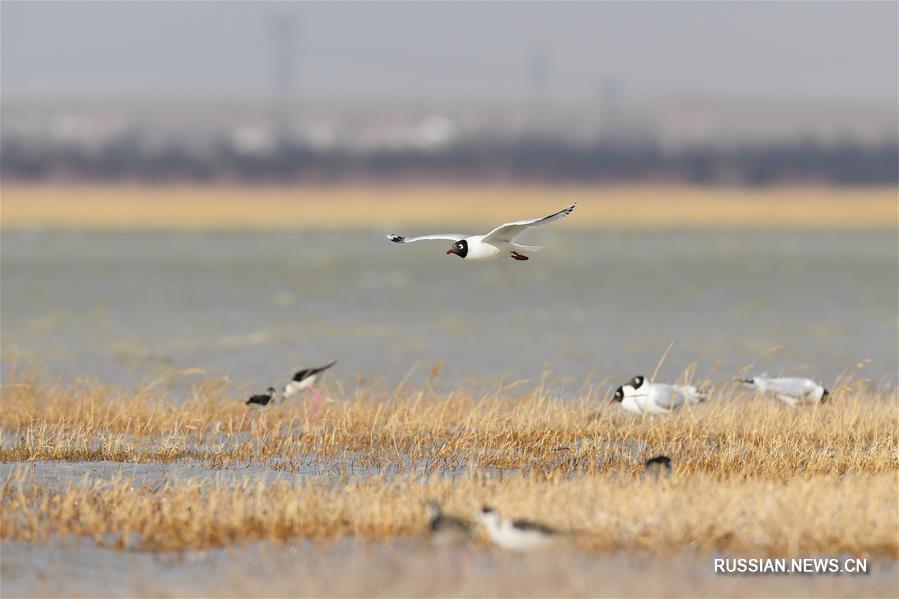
[446,239,468,258]
[612,386,624,402]
[266,387,276,396]
[630,375,645,390]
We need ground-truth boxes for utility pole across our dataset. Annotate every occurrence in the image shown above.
[598,75,623,144]
[527,45,551,133]
[270,14,299,147]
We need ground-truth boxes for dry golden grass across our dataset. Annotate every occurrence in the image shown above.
[1,183,896,229]
[1,375,897,557]
[3,468,896,557]
[1,377,895,478]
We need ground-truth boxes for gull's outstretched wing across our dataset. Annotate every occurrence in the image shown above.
[482,203,576,243]
[387,233,467,244]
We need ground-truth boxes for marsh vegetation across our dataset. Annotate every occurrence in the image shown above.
[2,373,896,558]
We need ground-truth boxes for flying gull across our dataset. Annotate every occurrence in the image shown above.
[387,203,576,261]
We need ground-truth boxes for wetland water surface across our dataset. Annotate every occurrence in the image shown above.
[2,229,895,392]
[2,539,896,598]
[2,227,897,597]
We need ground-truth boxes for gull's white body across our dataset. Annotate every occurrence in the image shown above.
[478,509,558,552]
[454,235,543,262]
[387,203,575,261]
[616,377,705,416]
[740,376,828,407]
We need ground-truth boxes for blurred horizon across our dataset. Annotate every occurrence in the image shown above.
[2,2,897,184]
[1,3,896,401]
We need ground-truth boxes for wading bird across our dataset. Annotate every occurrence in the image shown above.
[644,455,673,479]
[477,505,561,551]
[246,387,276,407]
[283,361,336,406]
[426,501,473,546]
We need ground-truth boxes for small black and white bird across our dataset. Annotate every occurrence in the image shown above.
[644,455,673,479]
[386,203,575,262]
[283,361,336,404]
[737,375,829,407]
[612,375,706,416]
[246,387,276,407]
[426,501,473,546]
[477,505,560,551]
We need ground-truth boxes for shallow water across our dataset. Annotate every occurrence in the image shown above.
[2,229,895,393]
[2,538,895,598]
[0,460,310,488]
[0,456,455,485]
[3,227,896,598]
[0,433,654,485]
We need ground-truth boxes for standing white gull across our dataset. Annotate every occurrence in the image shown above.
[386,203,575,261]
[737,376,829,407]
[612,375,706,416]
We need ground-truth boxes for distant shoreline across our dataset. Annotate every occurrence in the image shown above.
[2,183,895,230]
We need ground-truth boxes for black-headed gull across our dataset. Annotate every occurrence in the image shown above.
[737,376,829,407]
[386,203,575,261]
[246,387,276,406]
[426,501,473,546]
[612,375,706,416]
[477,506,561,551]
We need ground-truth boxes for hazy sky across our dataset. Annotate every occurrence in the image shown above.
[2,1,896,104]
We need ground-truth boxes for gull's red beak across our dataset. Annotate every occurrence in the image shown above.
[446,249,453,255]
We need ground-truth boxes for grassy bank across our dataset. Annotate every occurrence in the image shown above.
[2,183,896,229]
